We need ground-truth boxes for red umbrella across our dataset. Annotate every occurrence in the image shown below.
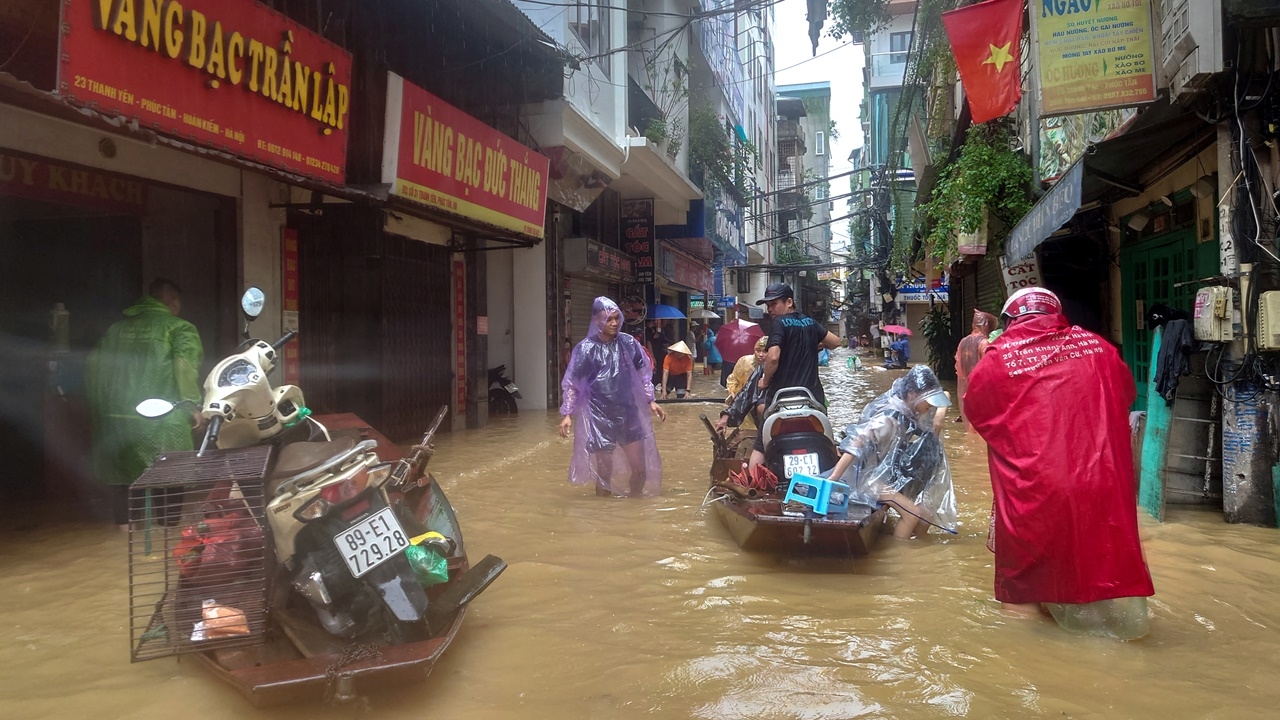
[882,324,913,335]
[715,320,765,364]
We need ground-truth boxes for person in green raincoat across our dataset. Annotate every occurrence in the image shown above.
[86,279,204,526]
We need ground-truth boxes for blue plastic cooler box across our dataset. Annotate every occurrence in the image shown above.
[783,474,851,516]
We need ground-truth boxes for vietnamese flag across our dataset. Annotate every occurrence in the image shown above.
[941,0,1024,124]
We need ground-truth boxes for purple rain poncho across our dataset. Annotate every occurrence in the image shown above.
[560,297,663,497]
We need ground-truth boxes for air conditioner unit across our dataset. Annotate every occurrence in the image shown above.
[1257,291,1280,350]
[1159,0,1223,102]
[1193,286,1234,342]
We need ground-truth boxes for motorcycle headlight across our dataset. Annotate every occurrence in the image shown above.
[293,496,331,522]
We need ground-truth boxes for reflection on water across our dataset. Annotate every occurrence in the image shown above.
[2,349,1279,719]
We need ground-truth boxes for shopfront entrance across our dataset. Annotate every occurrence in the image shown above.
[1120,222,1216,410]
[0,151,238,510]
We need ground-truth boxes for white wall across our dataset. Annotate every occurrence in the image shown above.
[511,241,550,410]
[486,249,515,375]
[240,172,287,343]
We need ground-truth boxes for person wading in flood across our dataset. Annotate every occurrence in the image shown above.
[954,309,998,430]
[559,297,666,497]
[86,279,205,529]
[965,287,1155,638]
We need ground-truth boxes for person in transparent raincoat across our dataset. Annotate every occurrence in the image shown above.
[823,366,958,537]
[559,297,666,497]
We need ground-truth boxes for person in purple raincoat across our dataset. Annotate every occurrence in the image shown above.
[559,297,666,497]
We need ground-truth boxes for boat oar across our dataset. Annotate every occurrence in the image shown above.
[699,413,730,457]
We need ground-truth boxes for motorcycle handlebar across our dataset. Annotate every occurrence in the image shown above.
[272,331,298,351]
[197,415,224,457]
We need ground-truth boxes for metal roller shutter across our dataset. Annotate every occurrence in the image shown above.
[975,252,1007,316]
[569,276,612,344]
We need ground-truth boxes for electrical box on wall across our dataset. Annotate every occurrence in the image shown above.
[1257,291,1280,350]
[1193,286,1234,342]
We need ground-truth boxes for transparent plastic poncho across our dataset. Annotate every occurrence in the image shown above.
[833,367,958,532]
[560,297,663,497]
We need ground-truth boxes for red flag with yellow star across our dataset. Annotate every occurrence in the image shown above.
[941,0,1023,124]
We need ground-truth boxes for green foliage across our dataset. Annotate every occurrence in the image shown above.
[919,304,958,381]
[921,123,1032,260]
[688,101,756,197]
[827,0,892,40]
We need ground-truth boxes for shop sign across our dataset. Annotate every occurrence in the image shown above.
[896,277,950,303]
[0,149,147,212]
[454,260,466,413]
[1032,0,1157,116]
[1000,252,1044,295]
[383,73,549,239]
[281,229,301,384]
[705,189,745,264]
[661,243,713,292]
[59,0,352,183]
[717,296,737,309]
[621,199,656,284]
[1007,161,1083,261]
[563,237,635,283]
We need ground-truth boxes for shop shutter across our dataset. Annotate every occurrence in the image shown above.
[975,253,1006,316]
[569,276,612,344]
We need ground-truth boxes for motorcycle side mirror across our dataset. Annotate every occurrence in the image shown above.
[136,398,176,418]
[241,287,266,320]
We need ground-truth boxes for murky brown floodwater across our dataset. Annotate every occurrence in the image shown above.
[3,348,1279,719]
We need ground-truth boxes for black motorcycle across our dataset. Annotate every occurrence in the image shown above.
[487,365,521,414]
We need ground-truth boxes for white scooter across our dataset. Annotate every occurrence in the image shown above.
[137,288,435,640]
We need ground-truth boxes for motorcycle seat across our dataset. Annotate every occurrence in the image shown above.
[269,437,358,483]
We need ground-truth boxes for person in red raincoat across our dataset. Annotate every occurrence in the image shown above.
[954,309,998,431]
[964,288,1154,635]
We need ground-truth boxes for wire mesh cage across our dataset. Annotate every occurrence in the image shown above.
[128,445,275,662]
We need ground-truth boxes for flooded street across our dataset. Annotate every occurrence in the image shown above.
[3,348,1279,719]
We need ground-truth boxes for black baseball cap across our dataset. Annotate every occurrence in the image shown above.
[756,282,794,305]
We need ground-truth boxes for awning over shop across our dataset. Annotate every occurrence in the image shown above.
[1005,100,1212,261]
[1006,161,1082,261]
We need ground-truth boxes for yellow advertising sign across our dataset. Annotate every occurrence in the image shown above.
[1032,0,1157,116]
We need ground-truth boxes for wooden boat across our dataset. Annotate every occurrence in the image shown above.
[703,416,887,557]
[190,413,504,707]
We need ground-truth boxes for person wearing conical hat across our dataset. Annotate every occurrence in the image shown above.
[662,340,694,399]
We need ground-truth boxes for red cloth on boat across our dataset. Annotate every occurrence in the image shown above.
[964,312,1154,605]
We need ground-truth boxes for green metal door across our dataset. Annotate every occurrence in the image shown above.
[1120,228,1214,410]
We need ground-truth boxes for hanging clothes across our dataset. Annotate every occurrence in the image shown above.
[1153,318,1195,406]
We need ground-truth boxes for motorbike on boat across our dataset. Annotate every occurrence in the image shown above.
[127,288,505,705]
[704,386,887,556]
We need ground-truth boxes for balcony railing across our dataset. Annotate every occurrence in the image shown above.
[869,51,908,82]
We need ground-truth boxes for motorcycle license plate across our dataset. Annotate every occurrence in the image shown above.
[333,507,410,578]
[783,453,820,479]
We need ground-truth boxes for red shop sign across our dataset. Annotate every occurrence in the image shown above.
[59,0,352,183]
[382,73,550,239]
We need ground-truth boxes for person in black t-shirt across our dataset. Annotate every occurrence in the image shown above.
[747,283,842,468]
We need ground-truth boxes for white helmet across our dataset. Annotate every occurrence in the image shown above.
[1001,287,1062,320]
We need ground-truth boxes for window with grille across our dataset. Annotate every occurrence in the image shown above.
[890,32,911,63]
[570,1,610,75]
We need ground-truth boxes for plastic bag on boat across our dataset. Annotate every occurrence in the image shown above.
[833,368,957,532]
[560,297,663,497]
[406,531,451,587]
